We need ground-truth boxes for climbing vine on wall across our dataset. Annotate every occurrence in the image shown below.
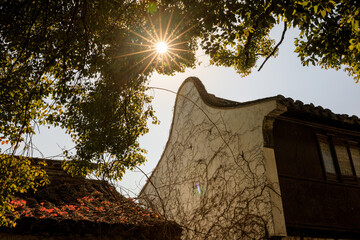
[139,88,276,240]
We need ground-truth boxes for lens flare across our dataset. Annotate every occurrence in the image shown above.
[156,42,168,54]
[196,182,201,194]
[117,11,195,74]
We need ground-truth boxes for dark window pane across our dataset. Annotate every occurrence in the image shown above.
[317,135,336,174]
[349,145,360,177]
[334,144,354,176]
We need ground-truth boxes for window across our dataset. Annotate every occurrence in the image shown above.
[317,134,336,175]
[317,134,360,183]
[349,141,360,177]
[333,139,355,177]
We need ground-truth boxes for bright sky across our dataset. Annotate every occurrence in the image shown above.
[5,25,360,197]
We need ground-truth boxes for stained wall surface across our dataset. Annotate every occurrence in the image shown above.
[140,78,286,239]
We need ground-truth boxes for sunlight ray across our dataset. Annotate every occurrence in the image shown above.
[167,41,189,47]
[167,24,196,45]
[148,13,160,42]
[125,42,154,48]
[137,52,158,68]
[167,49,191,62]
[165,52,182,70]
[128,14,160,44]
[167,47,192,52]
[114,48,154,58]
[133,51,157,68]
[154,55,160,70]
[163,54,170,70]
[155,53,165,73]
[139,23,159,44]
[116,51,157,76]
[164,15,187,43]
[128,29,155,45]
[159,13,163,41]
[161,54,165,73]
[121,11,195,74]
[164,11,174,42]
[163,52,175,71]
[142,52,159,74]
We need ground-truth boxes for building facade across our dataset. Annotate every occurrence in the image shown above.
[139,77,360,240]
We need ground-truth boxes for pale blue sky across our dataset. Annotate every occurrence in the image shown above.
[4,25,359,197]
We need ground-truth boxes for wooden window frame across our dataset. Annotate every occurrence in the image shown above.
[333,138,357,183]
[316,133,360,184]
[348,140,360,179]
[316,134,338,182]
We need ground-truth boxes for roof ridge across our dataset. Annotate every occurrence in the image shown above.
[181,77,360,126]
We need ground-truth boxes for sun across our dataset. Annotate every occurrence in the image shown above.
[118,11,195,74]
[156,41,168,54]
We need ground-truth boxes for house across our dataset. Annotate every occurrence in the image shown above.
[1,157,181,240]
[139,77,360,240]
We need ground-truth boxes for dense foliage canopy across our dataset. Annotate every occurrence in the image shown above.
[0,0,197,225]
[1,0,359,226]
[177,0,360,81]
[0,0,196,175]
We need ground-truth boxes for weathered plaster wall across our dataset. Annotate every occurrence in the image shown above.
[140,78,286,239]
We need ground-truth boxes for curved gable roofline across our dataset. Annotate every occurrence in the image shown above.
[180,77,278,108]
[181,77,360,127]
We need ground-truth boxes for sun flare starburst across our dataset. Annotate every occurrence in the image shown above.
[118,11,195,74]
[156,41,168,54]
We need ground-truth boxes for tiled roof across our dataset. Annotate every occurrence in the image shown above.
[277,95,360,127]
[2,158,181,239]
[186,77,360,128]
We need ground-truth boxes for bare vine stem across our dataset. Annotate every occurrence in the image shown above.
[138,85,272,239]
[149,86,237,163]
[135,166,167,219]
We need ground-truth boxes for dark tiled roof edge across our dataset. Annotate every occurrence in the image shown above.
[183,77,360,126]
[276,95,360,126]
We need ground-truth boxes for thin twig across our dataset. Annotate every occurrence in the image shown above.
[136,166,167,219]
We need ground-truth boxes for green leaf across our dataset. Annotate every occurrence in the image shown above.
[320,10,326,18]
[354,20,359,31]
[314,5,318,14]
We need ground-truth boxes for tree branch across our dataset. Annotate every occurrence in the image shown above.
[258,21,287,72]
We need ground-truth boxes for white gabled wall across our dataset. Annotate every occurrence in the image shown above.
[140,78,286,239]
